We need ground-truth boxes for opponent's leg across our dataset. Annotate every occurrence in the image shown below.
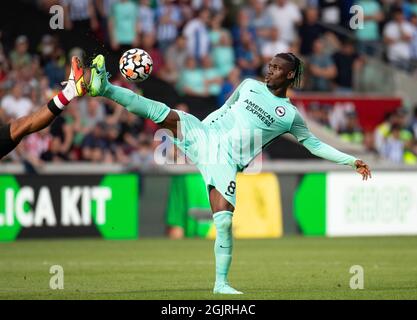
[10,56,86,143]
[88,54,181,137]
[209,187,242,295]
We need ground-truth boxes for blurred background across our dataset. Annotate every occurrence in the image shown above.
[1,0,417,241]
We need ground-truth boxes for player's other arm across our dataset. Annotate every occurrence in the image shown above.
[289,111,371,180]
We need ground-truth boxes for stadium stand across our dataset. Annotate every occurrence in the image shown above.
[1,0,417,168]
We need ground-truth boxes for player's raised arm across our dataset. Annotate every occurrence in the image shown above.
[289,111,372,180]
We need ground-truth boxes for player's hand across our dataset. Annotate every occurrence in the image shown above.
[355,159,371,181]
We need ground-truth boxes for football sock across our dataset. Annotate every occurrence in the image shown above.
[213,210,234,285]
[103,84,170,124]
[47,90,73,116]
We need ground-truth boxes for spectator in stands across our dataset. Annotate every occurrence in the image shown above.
[137,0,156,36]
[406,107,417,163]
[267,0,302,46]
[37,76,54,107]
[211,31,235,78]
[408,106,417,139]
[63,100,85,160]
[95,0,118,44]
[79,97,106,135]
[260,27,290,71]
[104,122,129,163]
[338,110,364,144]
[218,67,241,105]
[209,13,228,47]
[117,110,144,153]
[383,7,414,71]
[0,43,9,85]
[30,51,41,74]
[38,35,55,67]
[307,38,337,91]
[130,133,155,167]
[236,30,261,78]
[165,35,188,83]
[307,102,332,129]
[231,8,257,50]
[156,0,183,52]
[23,127,51,166]
[318,0,342,26]
[177,56,207,97]
[375,108,413,159]
[178,0,194,23]
[0,82,33,120]
[298,6,323,56]
[62,0,98,30]
[81,122,108,162]
[43,45,66,89]
[246,0,274,50]
[410,14,417,71]
[355,0,384,56]
[389,0,414,19]
[183,9,211,62]
[192,0,224,13]
[9,36,31,70]
[165,35,188,70]
[46,111,75,162]
[61,0,99,54]
[375,111,393,154]
[411,0,417,15]
[332,39,363,93]
[108,0,140,52]
[379,112,417,164]
[202,55,223,98]
[382,123,406,163]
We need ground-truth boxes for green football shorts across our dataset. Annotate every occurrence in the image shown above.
[169,110,238,207]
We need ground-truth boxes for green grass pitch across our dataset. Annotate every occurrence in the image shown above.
[1,236,417,300]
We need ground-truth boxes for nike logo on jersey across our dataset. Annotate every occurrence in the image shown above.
[220,245,231,249]
[250,89,259,94]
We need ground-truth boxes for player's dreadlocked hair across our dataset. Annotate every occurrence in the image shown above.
[274,53,304,88]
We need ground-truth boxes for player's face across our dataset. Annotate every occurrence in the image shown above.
[265,57,293,91]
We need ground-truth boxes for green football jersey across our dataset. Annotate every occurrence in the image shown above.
[202,79,357,170]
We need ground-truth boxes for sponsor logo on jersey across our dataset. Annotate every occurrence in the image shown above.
[275,106,285,117]
[244,99,275,127]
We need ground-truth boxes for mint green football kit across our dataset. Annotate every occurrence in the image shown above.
[88,54,357,295]
[170,78,356,207]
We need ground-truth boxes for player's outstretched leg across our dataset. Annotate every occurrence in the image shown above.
[88,54,170,124]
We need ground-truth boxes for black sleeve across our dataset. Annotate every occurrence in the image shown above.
[0,124,18,159]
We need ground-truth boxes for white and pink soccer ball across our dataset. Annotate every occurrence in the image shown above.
[119,48,153,82]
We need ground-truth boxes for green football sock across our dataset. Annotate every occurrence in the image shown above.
[103,83,170,124]
[213,211,233,285]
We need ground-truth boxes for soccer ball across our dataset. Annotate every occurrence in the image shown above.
[119,48,153,82]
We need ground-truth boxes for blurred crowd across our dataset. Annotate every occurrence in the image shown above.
[306,102,417,164]
[2,0,417,166]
